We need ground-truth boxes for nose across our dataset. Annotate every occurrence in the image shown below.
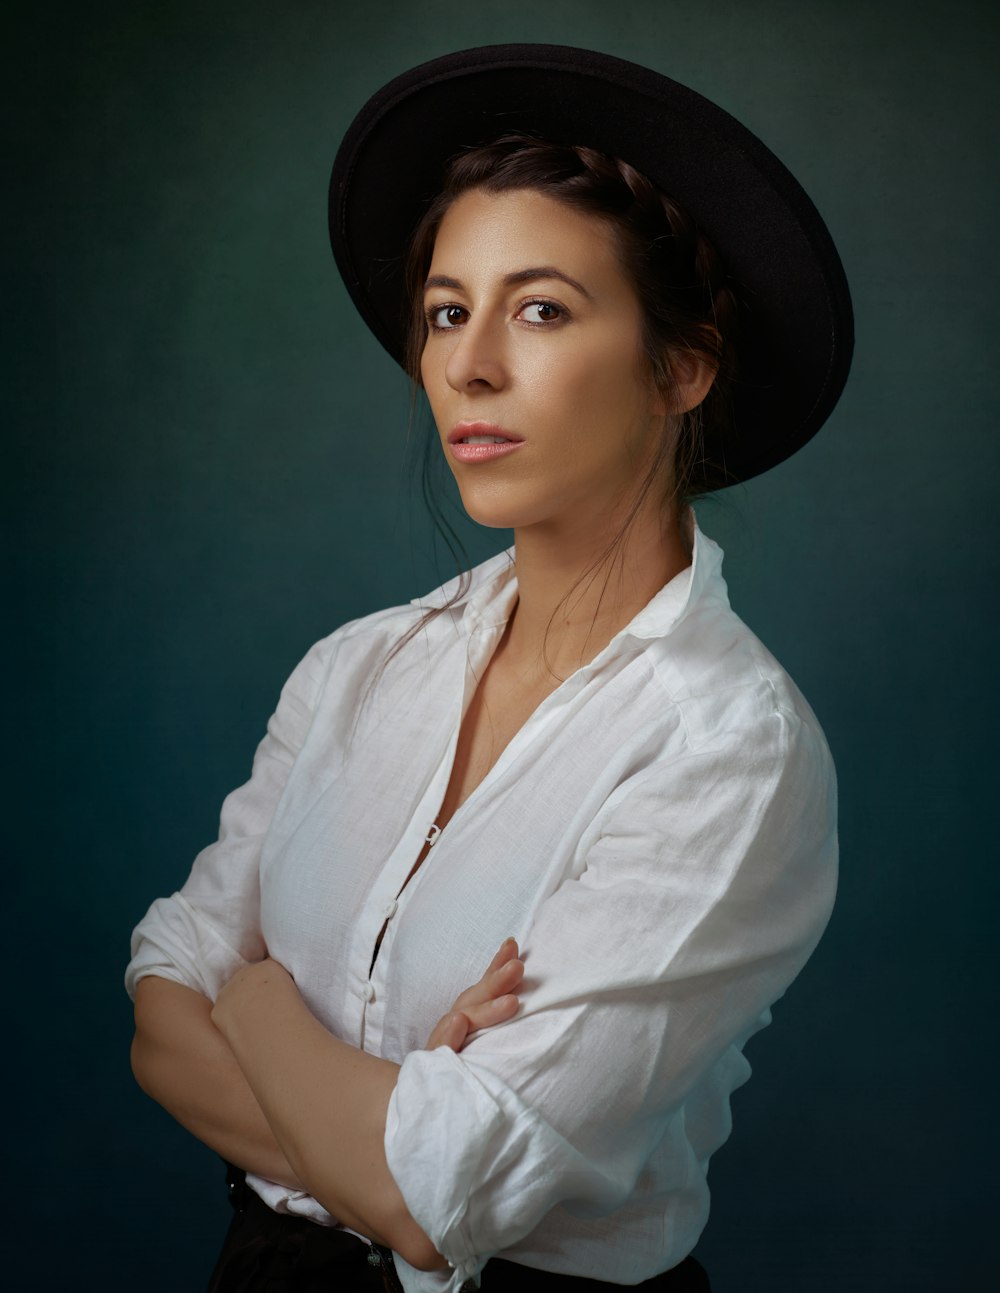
[444,313,508,394]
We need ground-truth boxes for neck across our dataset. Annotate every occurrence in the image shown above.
[502,498,692,682]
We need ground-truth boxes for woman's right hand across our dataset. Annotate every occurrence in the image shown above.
[423,938,524,1052]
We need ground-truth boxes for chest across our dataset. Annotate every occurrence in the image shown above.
[256,631,669,1053]
[371,655,560,962]
[437,651,562,832]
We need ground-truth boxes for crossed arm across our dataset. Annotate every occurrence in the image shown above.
[130,940,524,1272]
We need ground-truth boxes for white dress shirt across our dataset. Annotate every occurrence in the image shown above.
[126,519,837,1293]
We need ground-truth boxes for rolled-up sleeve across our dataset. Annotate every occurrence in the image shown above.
[124,635,334,1001]
[384,707,837,1284]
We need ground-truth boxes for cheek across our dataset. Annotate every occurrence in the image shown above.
[539,347,647,425]
[521,347,602,404]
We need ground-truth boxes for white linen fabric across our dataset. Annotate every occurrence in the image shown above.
[126,519,837,1293]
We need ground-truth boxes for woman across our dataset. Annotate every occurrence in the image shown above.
[127,44,853,1293]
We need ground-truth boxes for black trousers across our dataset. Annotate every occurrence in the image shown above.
[207,1166,712,1293]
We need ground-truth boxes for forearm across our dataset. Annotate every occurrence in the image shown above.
[212,962,445,1272]
[131,976,301,1189]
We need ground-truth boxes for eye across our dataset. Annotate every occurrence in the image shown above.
[517,300,565,325]
[425,303,468,330]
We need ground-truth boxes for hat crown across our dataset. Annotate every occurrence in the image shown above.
[330,43,854,486]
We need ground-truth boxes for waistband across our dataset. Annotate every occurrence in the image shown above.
[213,1165,711,1292]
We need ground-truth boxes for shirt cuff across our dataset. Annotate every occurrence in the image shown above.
[125,892,249,1000]
[385,1046,496,1285]
[384,1044,632,1287]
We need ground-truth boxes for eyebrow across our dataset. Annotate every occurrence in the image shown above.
[423,266,593,300]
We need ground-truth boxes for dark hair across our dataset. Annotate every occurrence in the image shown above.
[370,135,743,691]
[404,133,742,504]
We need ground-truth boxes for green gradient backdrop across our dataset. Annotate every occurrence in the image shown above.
[7,1,997,1287]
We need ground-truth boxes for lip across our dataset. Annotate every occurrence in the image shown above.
[447,421,526,464]
[447,421,523,445]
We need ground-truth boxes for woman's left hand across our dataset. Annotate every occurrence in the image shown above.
[423,938,524,1052]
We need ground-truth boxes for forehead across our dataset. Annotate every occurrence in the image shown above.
[428,187,624,281]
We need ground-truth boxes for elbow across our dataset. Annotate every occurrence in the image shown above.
[129,977,181,1101]
[397,1234,449,1274]
[130,983,162,1098]
[130,1021,169,1107]
[408,1246,447,1277]
[130,1028,154,1097]
[294,1160,446,1271]
[388,1208,449,1273]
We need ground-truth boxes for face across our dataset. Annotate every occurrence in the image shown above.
[419,187,669,538]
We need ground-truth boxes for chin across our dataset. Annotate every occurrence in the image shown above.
[461,506,523,531]
[454,485,522,531]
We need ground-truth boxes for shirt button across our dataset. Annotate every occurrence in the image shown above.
[383,899,398,920]
[361,982,375,1003]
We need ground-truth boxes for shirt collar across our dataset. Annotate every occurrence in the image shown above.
[411,512,728,643]
[409,549,517,625]
[622,515,729,642]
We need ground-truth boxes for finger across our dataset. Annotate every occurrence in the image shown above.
[486,937,519,973]
[496,956,525,988]
[459,993,520,1035]
[452,954,524,1011]
[425,1011,471,1052]
[486,957,524,999]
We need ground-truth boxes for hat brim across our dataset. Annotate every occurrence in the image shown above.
[329,43,854,487]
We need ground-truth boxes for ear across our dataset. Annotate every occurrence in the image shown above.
[668,348,718,414]
[652,328,720,416]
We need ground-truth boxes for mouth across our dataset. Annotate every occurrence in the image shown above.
[447,421,523,446]
[446,421,526,464]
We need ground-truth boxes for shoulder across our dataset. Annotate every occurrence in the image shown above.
[650,601,828,753]
[602,604,837,907]
[612,538,836,843]
[627,524,829,769]
[283,548,516,698]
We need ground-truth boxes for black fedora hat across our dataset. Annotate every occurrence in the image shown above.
[329,44,853,486]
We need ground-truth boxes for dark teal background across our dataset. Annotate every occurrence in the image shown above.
[7,1,997,1287]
